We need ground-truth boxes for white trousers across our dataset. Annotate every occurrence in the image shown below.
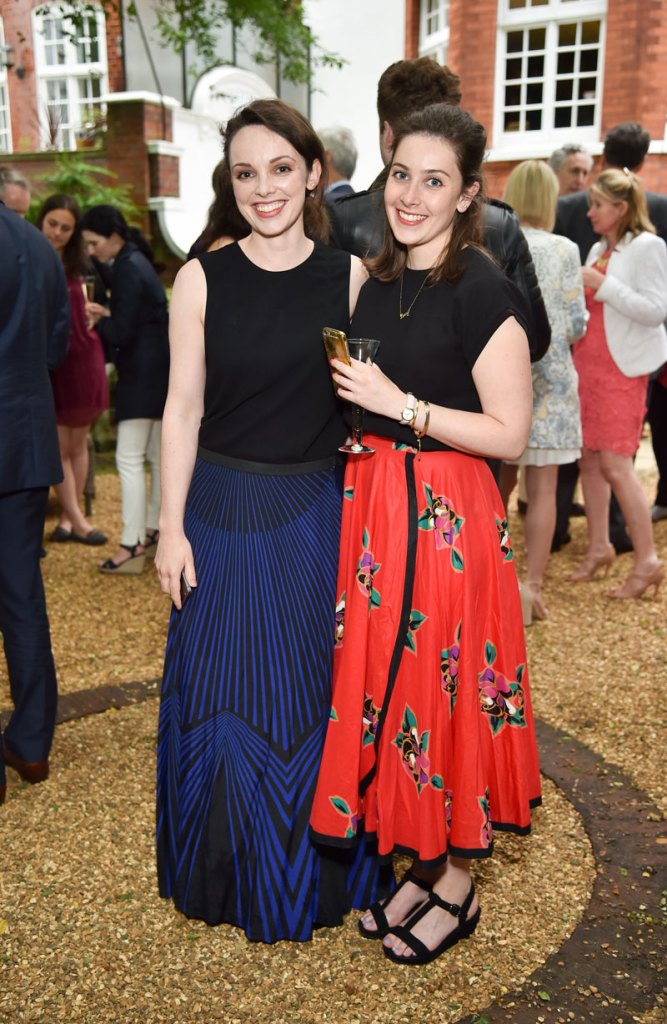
[115,418,161,547]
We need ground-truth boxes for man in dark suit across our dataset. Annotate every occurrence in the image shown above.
[319,126,357,207]
[553,122,667,552]
[0,202,70,803]
[326,57,551,364]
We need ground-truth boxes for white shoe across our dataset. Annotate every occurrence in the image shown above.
[651,504,667,523]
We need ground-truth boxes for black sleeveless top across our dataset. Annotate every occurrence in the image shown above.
[353,248,529,452]
[198,242,350,462]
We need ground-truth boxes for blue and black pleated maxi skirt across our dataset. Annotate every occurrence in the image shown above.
[156,450,389,943]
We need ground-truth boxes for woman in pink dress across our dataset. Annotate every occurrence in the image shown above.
[37,194,109,545]
[570,169,666,598]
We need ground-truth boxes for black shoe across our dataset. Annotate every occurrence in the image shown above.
[383,883,481,965]
[358,870,432,940]
[517,499,528,516]
[569,501,586,517]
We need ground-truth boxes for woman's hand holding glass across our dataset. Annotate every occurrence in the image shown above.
[85,301,110,328]
[330,354,405,421]
[155,531,197,610]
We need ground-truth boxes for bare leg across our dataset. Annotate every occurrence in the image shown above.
[54,425,93,535]
[499,462,518,514]
[383,856,478,959]
[600,450,658,569]
[578,448,611,553]
[524,465,558,584]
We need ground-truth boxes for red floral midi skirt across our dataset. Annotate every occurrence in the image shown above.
[310,436,541,865]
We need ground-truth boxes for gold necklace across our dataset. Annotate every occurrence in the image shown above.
[399,270,429,319]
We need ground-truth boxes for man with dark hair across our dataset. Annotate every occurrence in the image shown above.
[327,57,550,363]
[554,121,667,260]
[0,200,70,804]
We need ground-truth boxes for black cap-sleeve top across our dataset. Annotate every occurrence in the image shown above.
[197,242,350,463]
[353,247,529,452]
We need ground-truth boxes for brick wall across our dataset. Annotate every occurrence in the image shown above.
[105,98,174,228]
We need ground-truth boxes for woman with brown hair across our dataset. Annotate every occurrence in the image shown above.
[155,99,385,942]
[310,104,541,965]
[37,193,108,546]
[570,168,666,598]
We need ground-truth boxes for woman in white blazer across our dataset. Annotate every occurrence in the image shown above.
[570,168,666,598]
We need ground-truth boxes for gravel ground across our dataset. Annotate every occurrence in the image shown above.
[0,443,664,1023]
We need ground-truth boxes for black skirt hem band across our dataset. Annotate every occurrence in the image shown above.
[198,446,338,476]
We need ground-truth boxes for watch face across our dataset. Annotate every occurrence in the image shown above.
[401,408,415,423]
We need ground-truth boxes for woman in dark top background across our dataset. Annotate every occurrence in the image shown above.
[154,99,386,943]
[310,104,541,965]
[82,205,169,575]
[37,193,108,546]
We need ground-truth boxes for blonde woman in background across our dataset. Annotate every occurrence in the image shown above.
[500,160,586,624]
[570,168,666,598]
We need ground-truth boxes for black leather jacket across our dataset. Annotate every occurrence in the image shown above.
[328,175,551,363]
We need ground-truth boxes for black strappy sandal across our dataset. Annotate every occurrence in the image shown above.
[382,882,481,965]
[358,870,432,940]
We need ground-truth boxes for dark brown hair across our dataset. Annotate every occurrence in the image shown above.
[368,104,487,285]
[36,193,86,279]
[222,99,329,244]
[80,204,159,267]
[377,58,462,130]
[196,159,249,252]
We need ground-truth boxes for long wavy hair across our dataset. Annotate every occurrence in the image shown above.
[368,103,487,284]
[221,98,329,245]
[36,193,87,280]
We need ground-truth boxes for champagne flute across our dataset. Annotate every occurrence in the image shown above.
[84,274,96,302]
[339,338,381,454]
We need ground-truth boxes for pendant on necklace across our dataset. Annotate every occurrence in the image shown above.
[399,310,410,320]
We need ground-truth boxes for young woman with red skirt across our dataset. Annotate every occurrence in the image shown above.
[310,104,542,965]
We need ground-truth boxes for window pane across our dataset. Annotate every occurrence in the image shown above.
[559,23,577,47]
[580,49,598,73]
[506,57,523,79]
[554,106,571,129]
[528,27,546,49]
[505,84,522,107]
[557,50,575,74]
[507,31,523,54]
[577,104,595,127]
[525,108,542,130]
[581,20,600,44]
[578,76,596,100]
[527,55,543,78]
[526,82,543,105]
[556,79,574,101]
[504,111,523,131]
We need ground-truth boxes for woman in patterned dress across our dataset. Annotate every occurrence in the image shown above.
[310,105,541,965]
[499,160,587,624]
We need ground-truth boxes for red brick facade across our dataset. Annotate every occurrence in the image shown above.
[1,0,123,152]
[405,0,667,198]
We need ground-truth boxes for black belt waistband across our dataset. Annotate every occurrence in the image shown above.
[198,447,338,476]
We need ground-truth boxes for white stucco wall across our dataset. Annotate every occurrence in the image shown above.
[305,0,406,189]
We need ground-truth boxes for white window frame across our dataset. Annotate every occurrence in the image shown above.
[492,0,606,159]
[0,17,12,153]
[32,3,108,151]
[418,0,450,65]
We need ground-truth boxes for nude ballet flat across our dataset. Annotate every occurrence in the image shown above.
[608,561,664,600]
[568,544,615,583]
